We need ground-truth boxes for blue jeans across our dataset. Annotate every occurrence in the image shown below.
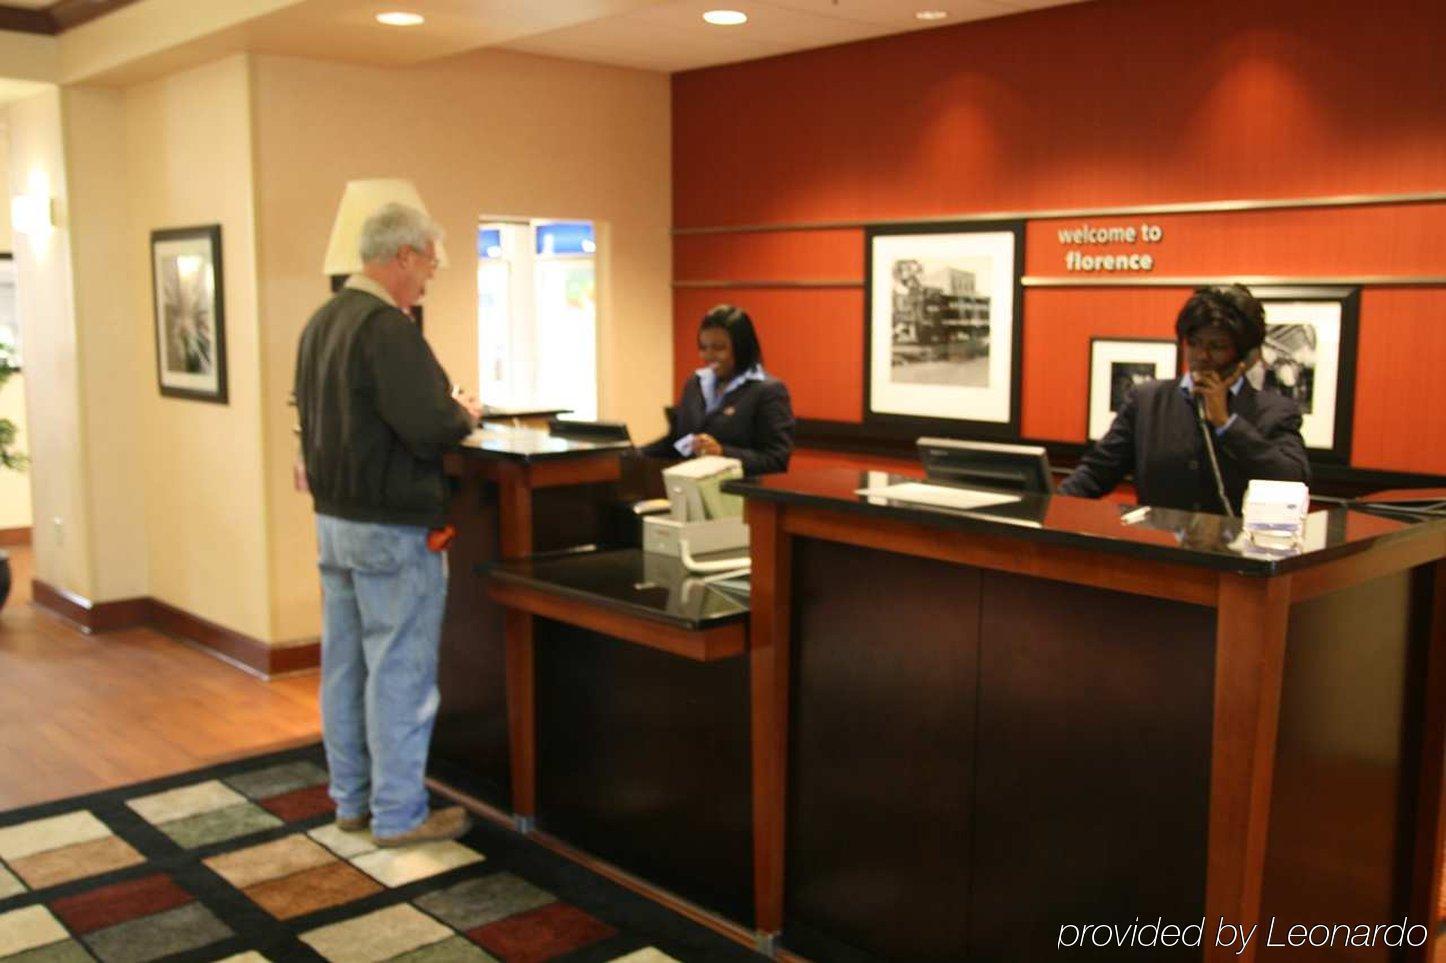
[315,515,447,837]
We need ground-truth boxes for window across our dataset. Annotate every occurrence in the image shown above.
[478,219,597,419]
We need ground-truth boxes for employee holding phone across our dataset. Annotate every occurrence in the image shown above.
[641,304,795,475]
[1059,285,1309,513]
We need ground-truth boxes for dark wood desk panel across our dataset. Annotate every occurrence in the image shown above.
[783,538,980,963]
[731,469,1446,963]
[431,459,510,807]
[429,433,630,814]
[971,570,1214,962]
[535,617,753,923]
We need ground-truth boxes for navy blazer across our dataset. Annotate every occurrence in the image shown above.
[641,374,796,475]
[1059,378,1310,513]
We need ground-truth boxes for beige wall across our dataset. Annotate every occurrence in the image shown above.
[0,132,33,531]
[0,31,59,85]
[250,49,672,642]
[0,374,33,530]
[6,88,95,596]
[0,126,11,253]
[124,55,271,638]
[63,86,148,600]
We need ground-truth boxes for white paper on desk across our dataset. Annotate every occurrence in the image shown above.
[855,482,1021,512]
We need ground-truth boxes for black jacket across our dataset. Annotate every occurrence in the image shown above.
[641,373,795,475]
[1059,378,1310,513]
[294,287,474,528]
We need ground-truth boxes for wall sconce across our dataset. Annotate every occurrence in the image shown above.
[9,192,55,237]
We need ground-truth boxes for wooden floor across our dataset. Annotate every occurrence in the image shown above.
[0,545,321,810]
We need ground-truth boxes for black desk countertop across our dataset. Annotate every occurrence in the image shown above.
[454,425,633,463]
[488,548,750,630]
[725,467,1446,577]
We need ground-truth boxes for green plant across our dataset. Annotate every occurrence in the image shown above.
[0,346,27,472]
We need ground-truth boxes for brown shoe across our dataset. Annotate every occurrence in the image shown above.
[374,807,471,848]
[335,812,370,832]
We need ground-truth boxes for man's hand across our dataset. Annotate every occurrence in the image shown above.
[693,433,723,456]
[452,388,483,424]
[1191,364,1244,428]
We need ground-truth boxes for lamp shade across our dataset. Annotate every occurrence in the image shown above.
[321,178,449,276]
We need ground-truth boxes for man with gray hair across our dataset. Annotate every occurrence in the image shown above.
[294,202,482,846]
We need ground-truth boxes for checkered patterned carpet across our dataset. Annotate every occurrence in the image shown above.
[0,745,762,963]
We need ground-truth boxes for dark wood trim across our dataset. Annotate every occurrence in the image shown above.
[149,598,318,677]
[1289,527,1446,604]
[526,454,623,489]
[530,829,763,953]
[795,418,1446,499]
[32,578,102,630]
[48,0,141,31]
[495,461,533,560]
[30,579,318,677]
[504,608,536,819]
[31,579,148,634]
[0,527,31,547]
[781,502,1219,606]
[432,766,767,956]
[1412,561,1446,937]
[0,5,55,34]
[1204,574,1292,963]
[487,580,746,662]
[748,499,792,936]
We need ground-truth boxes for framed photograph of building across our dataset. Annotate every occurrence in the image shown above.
[1086,338,1178,441]
[151,224,227,404]
[1248,285,1359,461]
[864,221,1024,438]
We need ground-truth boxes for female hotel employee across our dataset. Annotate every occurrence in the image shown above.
[641,304,795,475]
[1059,285,1309,513]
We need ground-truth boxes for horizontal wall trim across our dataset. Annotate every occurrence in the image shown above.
[673,279,863,289]
[1023,275,1446,288]
[673,189,1446,236]
[672,274,1446,290]
[30,580,318,678]
[0,527,32,547]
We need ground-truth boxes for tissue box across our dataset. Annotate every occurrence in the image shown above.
[1243,479,1309,537]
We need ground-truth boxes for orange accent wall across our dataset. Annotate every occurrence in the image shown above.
[673,0,1446,228]
[1028,205,1446,277]
[674,288,864,423]
[670,0,1446,476]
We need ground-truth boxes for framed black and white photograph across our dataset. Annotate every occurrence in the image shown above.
[1087,338,1178,440]
[864,221,1024,438]
[1249,286,1359,461]
[151,224,227,404]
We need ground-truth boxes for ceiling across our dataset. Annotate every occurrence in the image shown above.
[498,0,1085,73]
[1,0,1089,84]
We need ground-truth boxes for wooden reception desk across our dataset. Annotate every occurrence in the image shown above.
[428,426,631,811]
[432,446,1446,962]
[726,468,1446,962]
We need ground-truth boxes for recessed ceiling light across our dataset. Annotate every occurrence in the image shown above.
[703,10,748,26]
[376,11,425,27]
[915,10,949,20]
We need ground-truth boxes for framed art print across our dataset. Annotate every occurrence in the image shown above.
[152,224,227,404]
[1087,338,1179,441]
[1249,285,1359,461]
[864,220,1024,439]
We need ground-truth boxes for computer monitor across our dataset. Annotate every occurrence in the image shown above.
[917,437,1054,494]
